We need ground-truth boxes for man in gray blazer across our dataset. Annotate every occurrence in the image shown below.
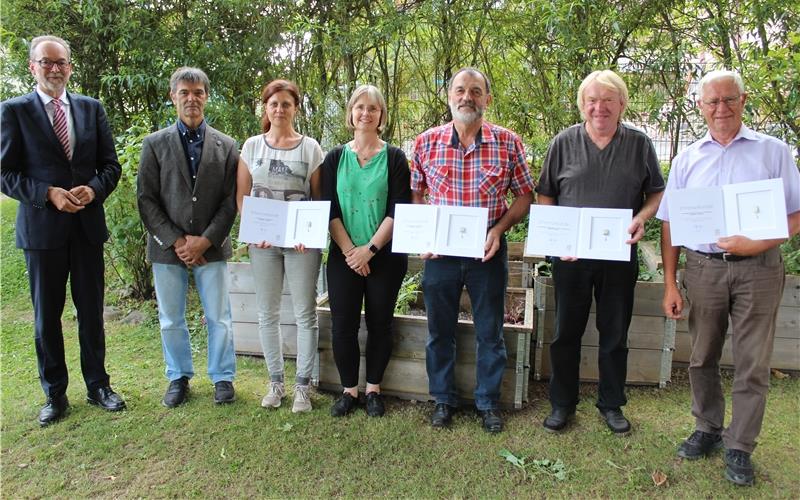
[137,67,238,407]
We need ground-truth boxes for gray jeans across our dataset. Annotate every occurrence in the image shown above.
[250,246,321,384]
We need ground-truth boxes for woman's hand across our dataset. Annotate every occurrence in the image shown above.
[293,243,307,254]
[345,245,373,276]
[251,241,273,249]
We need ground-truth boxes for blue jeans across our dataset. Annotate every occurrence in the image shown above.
[153,261,236,383]
[423,239,508,410]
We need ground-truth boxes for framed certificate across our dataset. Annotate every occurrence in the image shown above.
[238,196,330,248]
[667,178,788,245]
[525,205,633,262]
[392,204,488,258]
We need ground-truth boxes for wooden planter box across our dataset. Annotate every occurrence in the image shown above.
[672,274,799,372]
[532,277,675,387]
[316,287,534,409]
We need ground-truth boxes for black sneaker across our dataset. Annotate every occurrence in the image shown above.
[598,408,631,434]
[365,392,385,417]
[479,409,503,433]
[330,393,358,417]
[213,381,235,404]
[677,430,723,460]
[724,448,755,486]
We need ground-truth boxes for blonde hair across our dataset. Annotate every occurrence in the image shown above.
[345,85,388,133]
[576,70,629,121]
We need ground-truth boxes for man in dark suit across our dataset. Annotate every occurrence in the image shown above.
[1,35,126,426]
[137,67,238,407]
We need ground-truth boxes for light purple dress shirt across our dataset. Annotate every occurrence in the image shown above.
[656,124,800,253]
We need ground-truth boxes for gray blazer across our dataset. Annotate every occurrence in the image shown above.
[136,123,238,265]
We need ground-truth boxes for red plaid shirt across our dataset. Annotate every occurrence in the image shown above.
[410,121,535,227]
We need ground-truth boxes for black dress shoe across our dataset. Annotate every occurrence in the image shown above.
[39,394,69,427]
[330,392,358,417]
[430,403,457,428]
[479,409,504,433]
[599,408,631,434]
[87,386,126,412]
[214,381,235,404]
[163,377,190,408]
[365,392,385,417]
[543,407,575,433]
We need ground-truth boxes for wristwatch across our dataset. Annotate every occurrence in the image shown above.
[368,243,379,254]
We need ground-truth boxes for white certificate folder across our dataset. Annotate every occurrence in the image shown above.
[525,205,633,262]
[392,204,489,258]
[666,178,788,246]
[238,196,331,248]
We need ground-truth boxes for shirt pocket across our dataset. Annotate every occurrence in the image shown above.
[428,160,450,195]
[479,163,504,198]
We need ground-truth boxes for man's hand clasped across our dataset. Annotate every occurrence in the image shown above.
[47,185,95,213]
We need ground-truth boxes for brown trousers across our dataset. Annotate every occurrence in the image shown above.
[682,248,784,453]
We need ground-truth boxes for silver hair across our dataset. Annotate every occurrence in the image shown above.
[697,70,745,101]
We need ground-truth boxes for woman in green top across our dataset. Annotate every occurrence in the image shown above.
[321,85,410,417]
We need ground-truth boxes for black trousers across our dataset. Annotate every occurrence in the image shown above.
[326,244,407,388]
[24,219,109,397]
[549,251,638,411]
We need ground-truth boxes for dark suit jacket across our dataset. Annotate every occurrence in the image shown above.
[0,91,121,249]
[136,123,238,265]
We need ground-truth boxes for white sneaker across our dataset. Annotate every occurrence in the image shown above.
[261,382,285,408]
[292,385,312,413]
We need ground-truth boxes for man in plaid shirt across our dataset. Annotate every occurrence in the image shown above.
[411,67,535,433]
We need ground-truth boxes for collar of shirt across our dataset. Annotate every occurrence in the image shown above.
[442,121,496,149]
[35,87,69,107]
[176,119,206,140]
[697,124,757,148]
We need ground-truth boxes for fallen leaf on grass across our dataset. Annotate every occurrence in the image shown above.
[605,459,625,470]
[771,369,788,379]
[106,476,117,481]
[17,463,28,468]
[499,449,525,467]
[220,447,227,459]
[651,470,668,487]
[281,422,294,432]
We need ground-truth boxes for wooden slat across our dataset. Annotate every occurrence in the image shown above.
[535,345,665,385]
[407,256,526,287]
[316,350,528,409]
[534,277,667,317]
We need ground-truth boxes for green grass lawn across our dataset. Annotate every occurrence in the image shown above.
[2,198,799,497]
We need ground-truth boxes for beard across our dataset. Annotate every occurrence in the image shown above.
[450,101,484,125]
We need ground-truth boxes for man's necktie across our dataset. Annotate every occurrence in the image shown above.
[52,99,71,159]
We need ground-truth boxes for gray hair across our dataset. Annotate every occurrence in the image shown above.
[345,84,388,133]
[169,66,210,95]
[29,35,71,61]
[697,70,745,101]
[448,67,491,95]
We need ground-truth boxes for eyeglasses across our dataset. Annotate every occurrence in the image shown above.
[34,59,71,70]
[702,95,740,107]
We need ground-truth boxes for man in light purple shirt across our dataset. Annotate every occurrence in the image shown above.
[657,70,800,487]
